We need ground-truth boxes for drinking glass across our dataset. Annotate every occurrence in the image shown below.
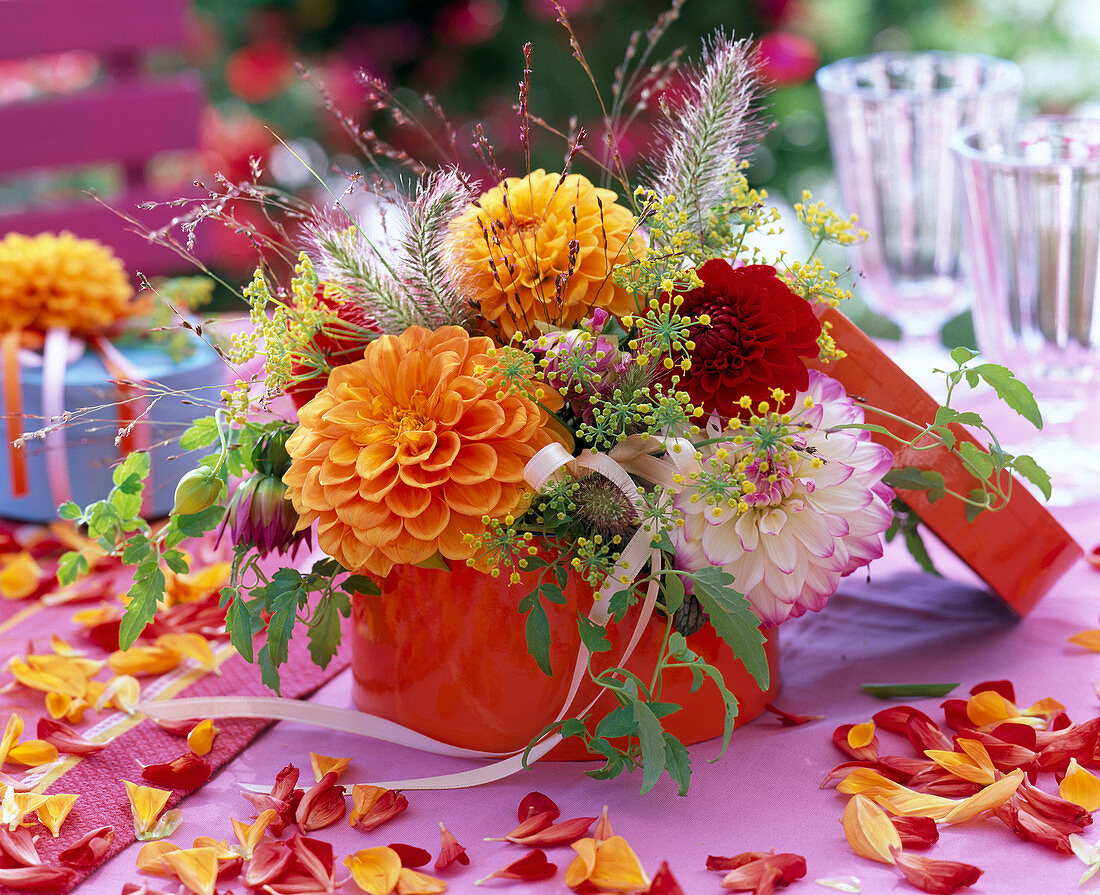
[953,116,1100,503]
[817,52,1022,340]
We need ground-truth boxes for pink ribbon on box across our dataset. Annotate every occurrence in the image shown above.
[140,437,685,790]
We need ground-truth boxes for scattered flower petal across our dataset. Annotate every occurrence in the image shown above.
[764,703,824,726]
[0,826,41,865]
[186,720,219,756]
[390,843,432,868]
[350,785,408,832]
[890,815,939,849]
[564,835,650,893]
[718,853,807,892]
[310,752,351,782]
[108,646,181,677]
[593,806,613,842]
[893,852,982,894]
[155,633,218,671]
[476,849,557,884]
[95,674,141,714]
[1,786,49,830]
[436,822,469,870]
[36,717,107,755]
[159,846,220,895]
[0,552,44,600]
[296,771,345,832]
[137,840,181,875]
[155,718,198,737]
[243,838,293,888]
[1069,833,1100,884]
[122,780,172,840]
[940,768,1025,823]
[842,794,901,864]
[648,861,686,895]
[140,753,212,790]
[0,865,78,891]
[0,715,23,765]
[286,833,338,891]
[36,793,78,836]
[1059,758,1100,812]
[814,877,862,892]
[1069,630,1100,652]
[6,739,59,767]
[848,722,876,749]
[344,846,403,895]
[833,725,877,761]
[230,807,277,858]
[517,792,560,823]
[485,810,556,842]
[396,867,449,894]
[504,815,596,847]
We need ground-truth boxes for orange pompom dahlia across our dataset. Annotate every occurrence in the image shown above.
[448,169,643,340]
[283,325,558,577]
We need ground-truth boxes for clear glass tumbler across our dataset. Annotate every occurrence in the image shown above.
[817,52,1022,339]
[953,116,1100,503]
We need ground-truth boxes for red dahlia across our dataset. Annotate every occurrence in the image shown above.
[288,284,377,408]
[670,259,821,419]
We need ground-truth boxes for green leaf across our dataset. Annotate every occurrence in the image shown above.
[607,587,633,623]
[307,591,349,670]
[650,530,676,554]
[1010,454,1052,500]
[223,586,254,663]
[628,695,667,794]
[964,489,988,523]
[86,501,121,539]
[594,705,636,740]
[662,732,692,796]
[162,549,189,575]
[174,506,225,538]
[524,602,553,676]
[958,442,994,481]
[340,574,380,596]
[970,363,1043,429]
[257,643,281,694]
[538,582,566,606]
[883,467,947,500]
[262,569,309,668]
[58,501,82,521]
[949,344,979,365]
[110,486,143,523]
[112,451,150,488]
[862,682,960,698]
[120,534,154,566]
[577,615,611,654]
[690,566,769,690]
[662,572,685,616]
[902,524,941,576]
[942,315,977,354]
[56,551,89,586]
[179,416,220,451]
[120,561,166,648]
[934,406,984,429]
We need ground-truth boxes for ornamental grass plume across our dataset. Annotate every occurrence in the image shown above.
[0,232,134,333]
[448,169,643,340]
[671,370,894,625]
[283,325,561,577]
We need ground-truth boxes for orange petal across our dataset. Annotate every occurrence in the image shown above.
[587,835,650,892]
[159,846,220,895]
[156,633,218,672]
[7,657,85,698]
[842,794,901,864]
[186,720,219,756]
[0,715,23,766]
[49,635,84,657]
[893,852,982,893]
[36,793,78,837]
[1059,758,1100,812]
[848,722,876,749]
[0,552,43,600]
[1068,630,1100,652]
[837,769,905,796]
[7,740,59,767]
[873,789,959,821]
[593,805,613,842]
[350,785,408,831]
[564,837,598,889]
[310,751,351,782]
[435,822,468,870]
[923,748,994,786]
[96,675,141,714]
[137,840,181,876]
[396,867,448,894]
[72,606,119,628]
[1021,696,1066,720]
[122,780,171,838]
[1,788,48,831]
[941,769,1024,824]
[966,691,1019,728]
[344,846,403,895]
[108,646,181,677]
[191,837,238,861]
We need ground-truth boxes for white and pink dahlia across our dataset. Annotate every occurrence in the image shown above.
[671,370,894,626]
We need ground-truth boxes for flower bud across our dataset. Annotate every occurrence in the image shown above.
[171,467,224,516]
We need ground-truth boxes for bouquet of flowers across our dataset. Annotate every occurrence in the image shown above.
[55,11,1048,794]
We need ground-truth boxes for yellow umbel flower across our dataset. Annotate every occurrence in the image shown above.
[448,169,644,340]
[0,232,134,334]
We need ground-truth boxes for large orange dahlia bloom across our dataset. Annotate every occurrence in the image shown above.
[283,325,558,577]
[448,169,643,340]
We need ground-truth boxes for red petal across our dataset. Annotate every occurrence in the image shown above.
[121,885,175,895]
[1015,780,1092,831]
[706,852,773,872]
[506,815,596,846]
[906,715,953,753]
[959,729,1038,772]
[295,771,346,833]
[894,852,982,894]
[832,724,878,761]
[287,834,336,888]
[153,718,198,737]
[995,802,1073,853]
[388,843,431,868]
[969,680,1016,703]
[0,866,78,891]
[350,789,408,832]
[434,822,469,870]
[1051,712,1073,731]
[477,849,557,883]
[720,861,783,894]
[763,703,823,726]
[244,839,293,888]
[647,861,685,895]
[240,793,295,836]
[58,825,114,869]
[84,618,122,652]
[890,815,939,849]
[0,827,41,866]
[940,699,971,731]
[489,809,556,842]
[140,753,212,790]
[37,718,108,755]
[872,706,938,736]
[271,763,302,802]
[518,791,560,823]
[1036,717,1100,774]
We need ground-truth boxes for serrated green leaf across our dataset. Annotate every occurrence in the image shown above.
[949,344,979,365]
[594,705,636,740]
[959,442,994,481]
[1010,454,1053,500]
[965,489,988,523]
[559,718,587,740]
[903,525,941,576]
[162,549,189,575]
[120,535,154,566]
[58,501,82,521]
[86,501,121,539]
[110,485,143,521]
[883,467,945,493]
[971,363,1043,429]
[630,696,667,794]
[257,643,281,694]
[662,732,692,796]
[262,569,309,668]
[223,586,254,663]
[608,587,633,623]
[174,505,225,538]
[524,602,552,676]
[56,551,89,586]
[307,591,349,669]
[112,452,150,488]
[662,572,685,615]
[577,614,611,654]
[340,574,380,596]
[179,417,220,451]
[862,682,960,698]
[119,561,166,648]
[691,566,768,690]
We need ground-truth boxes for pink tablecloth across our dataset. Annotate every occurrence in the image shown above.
[62,495,1098,895]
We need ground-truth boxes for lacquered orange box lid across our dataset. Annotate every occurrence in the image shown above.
[812,308,1083,615]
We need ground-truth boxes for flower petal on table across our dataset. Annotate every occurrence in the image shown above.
[889,815,938,849]
[36,717,108,755]
[566,835,650,893]
[593,805,614,842]
[905,715,953,753]
[0,864,77,891]
[159,846,220,895]
[186,719,218,756]
[478,849,557,885]
[0,714,23,765]
[842,794,901,864]
[813,876,862,892]
[344,846,402,895]
[390,843,431,868]
[58,825,113,870]
[108,646,181,677]
[36,793,78,837]
[648,861,686,895]
[0,552,44,599]
[288,832,337,889]
[155,633,218,672]
[122,780,171,839]
[6,739,59,767]
[434,822,468,870]
[833,724,877,761]
[1,787,49,830]
[95,674,141,714]
[485,809,557,842]
[1059,758,1100,812]
[350,785,408,832]
[140,753,212,791]
[940,768,1024,824]
[764,703,824,727]
[969,680,1016,702]
[504,815,596,847]
[1069,630,1100,652]
[230,807,276,858]
[296,771,345,832]
[136,841,181,876]
[244,838,293,888]
[309,752,351,782]
[0,826,41,865]
[396,867,448,894]
[893,852,982,894]
[517,791,560,823]
[7,657,84,698]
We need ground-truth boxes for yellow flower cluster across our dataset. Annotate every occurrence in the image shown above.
[0,232,134,334]
[794,190,868,247]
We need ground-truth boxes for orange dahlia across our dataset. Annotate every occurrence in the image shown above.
[448,169,643,340]
[283,325,558,577]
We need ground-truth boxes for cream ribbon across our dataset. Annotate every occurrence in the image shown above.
[140,438,682,790]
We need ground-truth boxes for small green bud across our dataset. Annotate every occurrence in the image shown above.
[172,467,224,516]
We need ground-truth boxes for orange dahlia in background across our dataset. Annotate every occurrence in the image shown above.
[283,325,558,577]
[0,232,134,334]
[448,169,643,340]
